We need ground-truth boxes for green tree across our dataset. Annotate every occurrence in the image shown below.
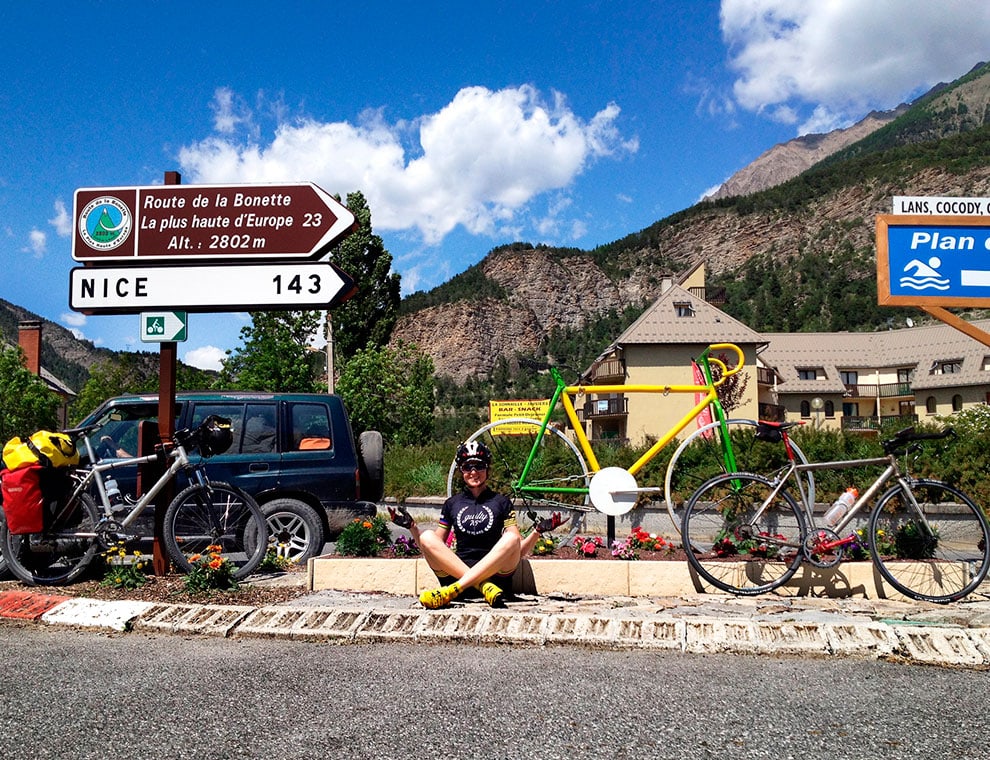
[70,354,214,423]
[0,345,60,441]
[330,191,401,363]
[336,342,435,445]
[70,355,157,423]
[217,311,323,392]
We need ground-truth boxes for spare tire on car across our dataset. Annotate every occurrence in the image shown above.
[358,430,384,503]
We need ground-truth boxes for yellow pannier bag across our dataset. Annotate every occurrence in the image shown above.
[2,430,80,470]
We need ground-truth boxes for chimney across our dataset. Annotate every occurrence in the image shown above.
[18,320,42,376]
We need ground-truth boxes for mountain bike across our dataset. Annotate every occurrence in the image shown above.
[0,416,268,586]
[681,422,990,603]
[446,343,814,545]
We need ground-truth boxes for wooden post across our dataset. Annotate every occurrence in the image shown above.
[152,170,182,575]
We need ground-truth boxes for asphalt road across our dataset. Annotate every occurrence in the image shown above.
[0,626,985,759]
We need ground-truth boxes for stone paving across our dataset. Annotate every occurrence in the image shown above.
[3,571,990,670]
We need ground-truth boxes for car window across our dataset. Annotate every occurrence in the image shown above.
[86,402,160,459]
[241,404,277,454]
[289,403,332,451]
[189,403,247,452]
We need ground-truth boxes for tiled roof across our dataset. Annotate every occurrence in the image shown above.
[615,285,766,346]
[760,320,990,394]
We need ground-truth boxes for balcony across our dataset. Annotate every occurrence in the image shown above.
[756,366,776,386]
[582,396,629,419]
[844,382,913,399]
[591,358,625,382]
[842,414,918,432]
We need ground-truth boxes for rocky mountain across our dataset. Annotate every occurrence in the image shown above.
[705,107,908,201]
[394,62,990,384]
[0,298,112,391]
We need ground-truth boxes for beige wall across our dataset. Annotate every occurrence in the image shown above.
[919,386,987,417]
[613,344,759,445]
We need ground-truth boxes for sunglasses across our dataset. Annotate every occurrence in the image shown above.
[461,462,488,473]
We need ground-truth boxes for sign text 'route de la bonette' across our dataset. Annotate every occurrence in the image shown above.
[72,182,356,262]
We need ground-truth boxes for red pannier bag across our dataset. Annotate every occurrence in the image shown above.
[0,464,45,534]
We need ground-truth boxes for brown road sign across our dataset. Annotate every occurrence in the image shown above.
[72,182,356,262]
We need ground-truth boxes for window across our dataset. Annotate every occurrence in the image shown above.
[932,360,962,375]
[952,394,963,412]
[674,302,694,317]
[926,397,936,414]
[824,400,835,417]
[983,356,990,372]
[290,403,332,450]
[800,400,811,418]
[798,367,823,381]
[840,370,858,385]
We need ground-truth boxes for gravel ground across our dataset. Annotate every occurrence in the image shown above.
[0,567,313,607]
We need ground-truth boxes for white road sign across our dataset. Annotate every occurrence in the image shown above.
[70,262,355,314]
[893,196,990,215]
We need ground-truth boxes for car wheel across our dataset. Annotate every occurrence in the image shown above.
[262,498,325,564]
[358,430,384,503]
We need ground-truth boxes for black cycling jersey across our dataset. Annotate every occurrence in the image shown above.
[439,487,517,566]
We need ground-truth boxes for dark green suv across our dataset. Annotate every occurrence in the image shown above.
[78,392,383,563]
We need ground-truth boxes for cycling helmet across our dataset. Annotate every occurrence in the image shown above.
[455,440,491,468]
[197,415,233,457]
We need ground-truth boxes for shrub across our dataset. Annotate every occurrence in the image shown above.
[184,545,238,592]
[335,515,391,556]
[100,542,148,590]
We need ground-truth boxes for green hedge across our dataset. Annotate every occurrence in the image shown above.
[384,415,990,511]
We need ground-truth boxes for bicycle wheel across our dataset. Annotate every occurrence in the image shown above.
[665,419,815,545]
[1,492,100,585]
[869,479,990,603]
[682,471,806,595]
[163,481,268,580]
[447,418,591,536]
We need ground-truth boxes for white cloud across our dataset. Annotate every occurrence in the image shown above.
[720,0,990,134]
[49,200,71,237]
[183,345,228,372]
[211,87,254,135]
[25,229,45,257]
[178,85,636,247]
[60,311,86,328]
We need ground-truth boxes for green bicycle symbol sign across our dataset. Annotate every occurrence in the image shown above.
[140,311,188,343]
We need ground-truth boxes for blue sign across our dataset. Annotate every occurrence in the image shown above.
[877,216,990,306]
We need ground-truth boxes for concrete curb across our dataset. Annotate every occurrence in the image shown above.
[309,556,933,601]
[2,589,989,669]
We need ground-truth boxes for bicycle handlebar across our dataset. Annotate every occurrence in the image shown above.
[882,426,955,455]
[701,343,745,387]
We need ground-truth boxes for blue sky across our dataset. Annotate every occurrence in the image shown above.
[2,1,988,371]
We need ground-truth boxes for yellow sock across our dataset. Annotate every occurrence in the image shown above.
[477,581,504,607]
[419,582,462,609]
